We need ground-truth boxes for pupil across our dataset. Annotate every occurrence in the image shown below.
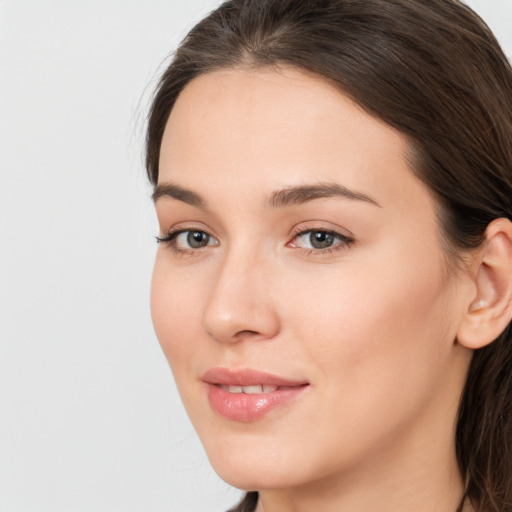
[310,231,333,249]
[188,231,208,248]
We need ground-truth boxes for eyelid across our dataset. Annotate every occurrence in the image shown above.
[156,223,219,254]
[287,223,355,253]
[288,221,354,240]
[155,228,217,244]
[156,221,354,256]
[156,221,215,239]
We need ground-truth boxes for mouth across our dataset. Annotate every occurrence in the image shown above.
[217,384,298,394]
[202,368,309,422]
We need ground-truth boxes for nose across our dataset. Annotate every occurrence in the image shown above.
[201,249,281,344]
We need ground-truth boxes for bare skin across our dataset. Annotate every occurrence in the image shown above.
[151,67,511,512]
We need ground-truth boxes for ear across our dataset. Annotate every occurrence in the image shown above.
[457,218,512,349]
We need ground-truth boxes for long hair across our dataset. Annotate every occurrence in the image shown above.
[145,1,512,510]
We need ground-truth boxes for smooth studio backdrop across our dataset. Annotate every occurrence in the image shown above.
[1,1,511,511]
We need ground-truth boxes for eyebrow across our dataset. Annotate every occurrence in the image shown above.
[152,183,205,207]
[152,181,380,208]
[267,183,381,208]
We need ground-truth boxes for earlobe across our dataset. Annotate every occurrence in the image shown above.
[457,218,512,350]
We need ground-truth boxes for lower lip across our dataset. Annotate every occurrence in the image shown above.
[207,384,308,422]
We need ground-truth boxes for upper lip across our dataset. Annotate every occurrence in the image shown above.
[202,367,309,387]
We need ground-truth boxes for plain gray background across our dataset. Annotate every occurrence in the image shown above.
[1,1,511,511]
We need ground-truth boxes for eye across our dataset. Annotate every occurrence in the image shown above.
[156,229,219,251]
[179,230,213,249]
[289,229,354,251]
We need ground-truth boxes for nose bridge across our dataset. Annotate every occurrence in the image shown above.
[202,240,280,343]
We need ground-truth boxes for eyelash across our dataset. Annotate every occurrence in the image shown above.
[287,228,355,256]
[156,227,355,256]
[155,227,218,256]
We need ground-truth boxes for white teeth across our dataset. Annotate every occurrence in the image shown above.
[242,385,263,394]
[221,384,279,394]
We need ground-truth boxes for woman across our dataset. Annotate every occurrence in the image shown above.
[146,1,512,511]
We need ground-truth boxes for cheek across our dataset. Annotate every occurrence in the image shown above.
[150,255,204,377]
[263,253,457,474]
[285,248,455,412]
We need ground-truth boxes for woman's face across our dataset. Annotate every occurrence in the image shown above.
[151,67,472,491]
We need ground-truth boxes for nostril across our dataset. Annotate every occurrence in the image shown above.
[205,327,271,344]
[228,329,264,343]
[236,330,260,337]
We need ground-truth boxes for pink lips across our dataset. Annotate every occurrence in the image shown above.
[202,368,309,422]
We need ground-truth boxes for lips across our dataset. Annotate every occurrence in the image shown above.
[202,368,309,422]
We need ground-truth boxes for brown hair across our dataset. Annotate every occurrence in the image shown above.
[145,1,512,510]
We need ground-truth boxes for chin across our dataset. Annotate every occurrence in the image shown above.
[200,432,329,492]
[212,460,299,491]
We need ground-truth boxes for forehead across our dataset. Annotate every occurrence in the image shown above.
[158,66,423,212]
